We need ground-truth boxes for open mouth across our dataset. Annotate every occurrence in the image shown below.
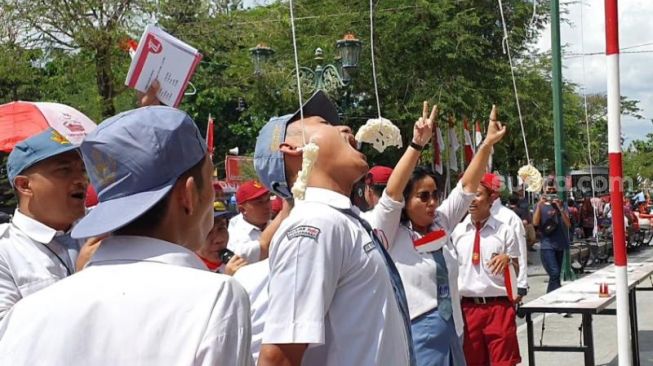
[70,192,85,200]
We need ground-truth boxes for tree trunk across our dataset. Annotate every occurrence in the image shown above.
[95,44,116,118]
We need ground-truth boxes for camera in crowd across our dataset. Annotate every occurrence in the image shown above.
[219,248,235,264]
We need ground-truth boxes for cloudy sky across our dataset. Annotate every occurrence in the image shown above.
[535,0,653,146]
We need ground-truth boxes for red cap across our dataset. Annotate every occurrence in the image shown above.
[271,196,283,214]
[236,180,269,204]
[480,173,501,193]
[85,185,98,208]
[366,166,393,185]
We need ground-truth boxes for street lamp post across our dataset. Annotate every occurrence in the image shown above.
[250,33,362,105]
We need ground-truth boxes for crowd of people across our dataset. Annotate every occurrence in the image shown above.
[0,87,581,366]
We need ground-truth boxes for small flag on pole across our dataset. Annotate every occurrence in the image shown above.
[206,114,214,157]
[463,117,474,165]
[448,116,460,172]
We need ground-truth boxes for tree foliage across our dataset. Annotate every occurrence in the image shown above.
[0,0,647,193]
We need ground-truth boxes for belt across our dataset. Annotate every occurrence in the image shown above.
[461,296,510,305]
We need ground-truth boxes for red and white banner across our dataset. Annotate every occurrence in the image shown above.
[448,118,460,172]
[413,229,447,253]
[504,264,517,302]
[463,118,474,165]
[206,114,214,156]
[475,120,483,148]
[225,155,254,184]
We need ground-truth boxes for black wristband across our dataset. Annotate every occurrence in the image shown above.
[409,141,424,151]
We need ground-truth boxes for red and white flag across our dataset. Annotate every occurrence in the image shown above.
[475,120,483,148]
[504,264,518,302]
[463,118,474,165]
[448,117,460,172]
[413,229,447,253]
[432,116,445,175]
[206,114,215,157]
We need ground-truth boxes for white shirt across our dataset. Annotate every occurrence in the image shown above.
[0,236,253,366]
[452,216,520,297]
[382,182,474,337]
[228,213,263,263]
[263,187,410,366]
[491,200,528,290]
[233,259,270,364]
[0,209,79,320]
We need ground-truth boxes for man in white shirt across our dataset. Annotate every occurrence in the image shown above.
[253,91,413,366]
[0,107,253,366]
[364,165,393,208]
[228,180,287,263]
[452,173,521,366]
[491,197,528,303]
[0,128,88,320]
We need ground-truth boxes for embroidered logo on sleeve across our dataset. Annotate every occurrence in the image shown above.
[363,241,376,253]
[287,225,321,241]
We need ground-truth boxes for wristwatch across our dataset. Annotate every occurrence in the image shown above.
[409,141,424,151]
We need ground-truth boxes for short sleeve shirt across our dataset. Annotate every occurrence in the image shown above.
[452,216,520,297]
[262,187,410,366]
[227,214,263,263]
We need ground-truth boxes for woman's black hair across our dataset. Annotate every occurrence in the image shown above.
[400,166,443,224]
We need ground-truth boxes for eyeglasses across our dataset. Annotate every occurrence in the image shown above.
[416,190,438,203]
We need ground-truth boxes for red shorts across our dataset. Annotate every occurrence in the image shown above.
[462,298,521,366]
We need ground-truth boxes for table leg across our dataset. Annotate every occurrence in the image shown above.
[630,289,640,366]
[582,313,595,366]
[527,313,535,366]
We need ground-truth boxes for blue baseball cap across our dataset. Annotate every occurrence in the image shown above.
[7,128,80,188]
[71,106,207,239]
[253,91,339,198]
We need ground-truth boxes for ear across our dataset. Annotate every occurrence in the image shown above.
[237,204,245,214]
[14,176,33,198]
[279,143,303,157]
[177,175,198,215]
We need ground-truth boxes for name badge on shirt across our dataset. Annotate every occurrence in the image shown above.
[438,284,450,298]
[363,241,376,253]
[287,225,321,241]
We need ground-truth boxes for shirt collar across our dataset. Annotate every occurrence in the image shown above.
[465,214,499,231]
[88,235,208,271]
[302,187,353,210]
[11,209,66,244]
[238,216,264,233]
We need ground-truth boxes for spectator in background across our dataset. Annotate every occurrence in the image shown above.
[0,128,88,320]
[533,180,571,293]
[579,196,595,239]
[0,106,253,365]
[197,204,247,275]
[227,180,286,263]
[364,165,393,209]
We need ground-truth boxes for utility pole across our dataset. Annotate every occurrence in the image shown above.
[551,0,574,281]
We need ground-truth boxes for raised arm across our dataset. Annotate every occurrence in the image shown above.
[460,105,506,194]
[385,102,435,201]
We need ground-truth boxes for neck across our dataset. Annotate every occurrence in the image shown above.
[471,213,490,225]
[244,217,266,231]
[307,170,355,198]
[412,223,429,235]
[18,207,71,232]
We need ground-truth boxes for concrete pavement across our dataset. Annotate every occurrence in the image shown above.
[515,244,653,365]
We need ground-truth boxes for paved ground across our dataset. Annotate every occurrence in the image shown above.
[515,244,653,365]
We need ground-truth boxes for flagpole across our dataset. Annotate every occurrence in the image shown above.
[605,1,631,364]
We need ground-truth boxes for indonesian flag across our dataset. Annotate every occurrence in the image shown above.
[463,117,474,165]
[475,120,483,148]
[206,114,214,157]
[413,229,448,253]
[432,114,445,175]
[505,264,518,302]
[448,117,460,172]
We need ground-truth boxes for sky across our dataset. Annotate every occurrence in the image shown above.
[535,0,653,147]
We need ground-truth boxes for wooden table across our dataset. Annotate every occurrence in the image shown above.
[518,261,653,366]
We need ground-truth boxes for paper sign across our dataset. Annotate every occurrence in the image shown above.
[125,25,202,107]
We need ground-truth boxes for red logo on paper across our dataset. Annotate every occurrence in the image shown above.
[148,36,162,54]
[63,121,85,133]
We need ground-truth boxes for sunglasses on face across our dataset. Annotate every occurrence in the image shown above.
[416,190,438,203]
